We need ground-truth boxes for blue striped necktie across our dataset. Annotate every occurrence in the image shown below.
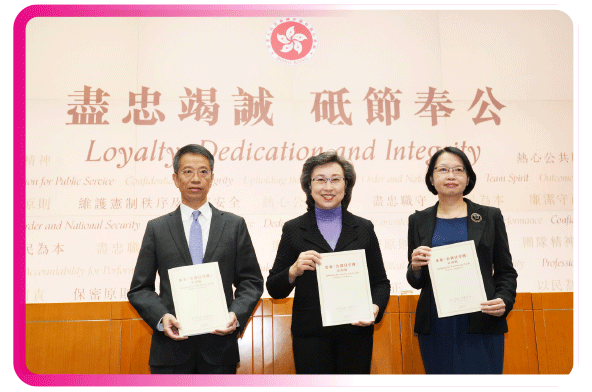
[189,210,203,264]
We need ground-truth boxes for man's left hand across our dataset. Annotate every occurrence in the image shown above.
[212,312,238,335]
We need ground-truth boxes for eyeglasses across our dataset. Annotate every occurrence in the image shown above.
[433,166,466,176]
[180,169,212,178]
[311,176,346,185]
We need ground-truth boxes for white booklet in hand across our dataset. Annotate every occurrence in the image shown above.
[316,249,374,327]
[168,262,229,336]
[428,240,487,318]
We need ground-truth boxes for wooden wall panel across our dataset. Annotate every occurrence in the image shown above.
[243,301,264,374]
[270,298,295,373]
[536,310,573,374]
[26,320,113,374]
[128,319,152,374]
[121,301,141,320]
[399,296,425,374]
[371,313,394,374]
[514,292,533,311]
[272,315,295,374]
[532,292,573,310]
[272,298,293,315]
[120,320,133,374]
[109,320,122,374]
[532,292,573,374]
[398,295,418,314]
[533,310,549,374]
[237,317,254,374]
[110,302,123,320]
[262,298,274,374]
[371,295,402,374]
[383,296,403,374]
[26,302,113,321]
[385,296,400,313]
[502,293,538,374]
[389,312,404,374]
[504,310,538,374]
[399,312,425,374]
[252,315,264,374]
[24,293,573,375]
[522,309,538,373]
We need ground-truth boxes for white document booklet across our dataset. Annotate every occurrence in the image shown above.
[428,240,487,318]
[316,249,374,327]
[168,262,229,336]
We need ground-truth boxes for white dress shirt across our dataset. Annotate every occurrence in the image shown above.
[157,201,212,331]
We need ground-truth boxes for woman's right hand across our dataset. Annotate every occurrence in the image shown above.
[288,250,322,284]
[411,246,431,271]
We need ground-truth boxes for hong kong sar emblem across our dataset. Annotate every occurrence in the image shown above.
[265,17,318,65]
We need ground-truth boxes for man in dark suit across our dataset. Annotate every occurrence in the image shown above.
[128,144,263,374]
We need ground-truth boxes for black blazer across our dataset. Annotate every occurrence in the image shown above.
[266,209,391,336]
[406,198,518,335]
[128,204,264,366]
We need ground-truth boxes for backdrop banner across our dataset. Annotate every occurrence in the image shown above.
[24,11,573,303]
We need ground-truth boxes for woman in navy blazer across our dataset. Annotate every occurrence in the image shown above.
[407,147,517,374]
[266,151,391,374]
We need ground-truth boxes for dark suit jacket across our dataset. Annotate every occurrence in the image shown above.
[406,198,518,335]
[266,209,391,336]
[127,204,264,366]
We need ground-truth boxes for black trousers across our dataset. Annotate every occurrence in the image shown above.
[292,328,373,374]
[150,345,237,374]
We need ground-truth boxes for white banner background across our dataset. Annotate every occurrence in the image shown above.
[24,11,573,303]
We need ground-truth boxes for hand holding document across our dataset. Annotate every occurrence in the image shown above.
[316,249,374,327]
[168,262,230,337]
[428,240,487,318]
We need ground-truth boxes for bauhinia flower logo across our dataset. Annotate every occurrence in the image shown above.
[266,17,318,65]
[277,26,307,54]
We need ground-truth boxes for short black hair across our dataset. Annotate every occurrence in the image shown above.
[300,150,356,211]
[425,147,476,195]
[173,144,215,173]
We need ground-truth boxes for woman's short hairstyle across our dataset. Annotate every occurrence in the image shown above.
[425,147,477,195]
[173,144,215,173]
[300,151,356,211]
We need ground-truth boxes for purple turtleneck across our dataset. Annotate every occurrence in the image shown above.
[315,205,342,250]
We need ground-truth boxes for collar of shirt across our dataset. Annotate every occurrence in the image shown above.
[180,201,212,223]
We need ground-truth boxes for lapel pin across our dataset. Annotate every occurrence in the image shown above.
[471,213,482,223]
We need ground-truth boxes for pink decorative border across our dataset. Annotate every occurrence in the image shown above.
[13,4,577,387]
